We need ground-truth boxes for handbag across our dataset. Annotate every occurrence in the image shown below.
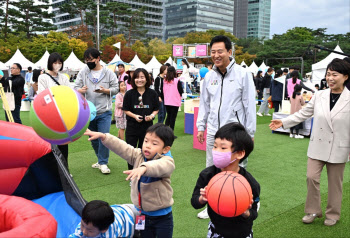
[2,80,15,111]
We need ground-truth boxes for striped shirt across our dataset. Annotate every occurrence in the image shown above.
[69,205,135,238]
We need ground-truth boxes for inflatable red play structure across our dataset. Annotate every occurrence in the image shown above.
[0,195,57,238]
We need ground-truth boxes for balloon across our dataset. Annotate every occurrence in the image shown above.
[0,70,4,77]
[199,67,209,78]
[87,100,97,121]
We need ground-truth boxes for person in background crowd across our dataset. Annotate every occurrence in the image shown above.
[149,72,154,90]
[286,70,314,99]
[154,65,168,124]
[0,63,25,124]
[270,69,284,113]
[115,81,127,141]
[163,66,183,138]
[255,70,263,105]
[206,61,213,71]
[25,66,33,87]
[75,48,118,174]
[181,59,192,94]
[28,69,41,100]
[118,64,127,82]
[289,84,305,139]
[257,67,274,116]
[314,84,320,91]
[122,68,159,171]
[320,77,328,90]
[125,66,136,91]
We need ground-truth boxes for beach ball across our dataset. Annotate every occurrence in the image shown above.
[87,100,96,121]
[206,171,253,217]
[199,67,209,78]
[31,85,90,145]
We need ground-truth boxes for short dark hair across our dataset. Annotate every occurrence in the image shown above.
[28,66,32,71]
[32,69,41,83]
[164,63,171,67]
[165,66,176,82]
[210,35,232,52]
[82,200,114,231]
[47,52,63,71]
[326,58,350,85]
[118,64,125,68]
[146,123,175,147]
[315,84,319,88]
[84,48,100,60]
[182,59,190,68]
[267,67,274,73]
[283,68,289,73]
[214,122,254,162]
[131,68,151,89]
[291,70,299,79]
[206,61,213,67]
[13,63,22,71]
[159,65,167,75]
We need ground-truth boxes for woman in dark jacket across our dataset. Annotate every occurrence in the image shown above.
[270,69,284,112]
[255,70,263,105]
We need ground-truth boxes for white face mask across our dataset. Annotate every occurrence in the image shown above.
[53,64,62,72]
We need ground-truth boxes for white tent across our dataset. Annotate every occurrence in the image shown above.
[146,56,162,76]
[34,50,50,69]
[164,56,177,69]
[5,49,33,70]
[129,54,146,69]
[109,52,122,64]
[240,60,247,67]
[312,45,345,85]
[63,51,86,71]
[259,61,268,73]
[0,61,7,70]
[248,61,259,75]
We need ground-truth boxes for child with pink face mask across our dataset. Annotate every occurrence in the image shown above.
[191,122,260,238]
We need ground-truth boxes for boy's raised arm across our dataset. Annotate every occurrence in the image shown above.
[140,156,175,177]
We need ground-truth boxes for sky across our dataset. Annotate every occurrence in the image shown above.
[270,0,350,37]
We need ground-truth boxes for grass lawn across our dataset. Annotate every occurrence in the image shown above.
[1,101,349,238]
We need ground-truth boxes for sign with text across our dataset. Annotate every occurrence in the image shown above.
[196,45,207,56]
[173,45,183,57]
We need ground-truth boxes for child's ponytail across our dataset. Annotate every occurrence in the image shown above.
[292,84,302,99]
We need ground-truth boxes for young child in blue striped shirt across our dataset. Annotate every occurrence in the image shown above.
[69,200,136,238]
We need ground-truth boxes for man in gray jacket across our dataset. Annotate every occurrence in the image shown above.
[196,35,256,218]
[74,48,118,174]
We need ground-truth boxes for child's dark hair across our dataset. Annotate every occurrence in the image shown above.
[165,66,176,82]
[214,122,254,162]
[291,70,299,84]
[292,84,302,99]
[146,123,175,147]
[118,80,125,92]
[82,200,114,231]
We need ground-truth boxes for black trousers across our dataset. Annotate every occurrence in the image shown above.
[165,105,179,131]
[125,121,152,170]
[272,100,281,112]
[5,103,22,124]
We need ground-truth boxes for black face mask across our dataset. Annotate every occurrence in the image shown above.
[87,62,96,70]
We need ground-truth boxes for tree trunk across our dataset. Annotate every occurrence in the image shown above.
[79,9,84,25]
[4,0,9,41]
[128,16,133,46]
[26,9,30,39]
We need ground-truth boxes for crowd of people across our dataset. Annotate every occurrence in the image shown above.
[0,35,349,238]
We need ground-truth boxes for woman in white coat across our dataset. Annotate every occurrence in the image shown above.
[181,58,192,94]
[269,58,350,226]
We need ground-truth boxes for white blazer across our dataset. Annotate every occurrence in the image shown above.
[282,88,350,163]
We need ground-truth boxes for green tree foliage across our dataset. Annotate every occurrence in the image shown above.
[59,0,94,26]
[105,2,132,36]
[123,7,148,46]
[8,0,56,39]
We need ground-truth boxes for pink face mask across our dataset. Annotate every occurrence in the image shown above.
[212,150,236,169]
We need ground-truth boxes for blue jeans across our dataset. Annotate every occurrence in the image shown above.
[157,101,166,124]
[5,103,22,124]
[88,111,112,165]
[185,82,191,94]
[140,212,173,238]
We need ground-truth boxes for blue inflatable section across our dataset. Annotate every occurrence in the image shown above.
[33,191,81,238]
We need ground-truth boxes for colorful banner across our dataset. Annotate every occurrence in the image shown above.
[177,59,183,69]
[173,45,183,57]
[187,47,196,57]
[196,45,207,57]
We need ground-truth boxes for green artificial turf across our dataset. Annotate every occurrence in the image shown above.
[1,102,349,238]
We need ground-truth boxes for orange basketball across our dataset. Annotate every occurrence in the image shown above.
[206,171,252,217]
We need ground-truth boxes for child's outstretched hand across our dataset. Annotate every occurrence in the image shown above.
[84,129,106,141]
[123,167,147,182]
[199,186,208,204]
[242,199,254,218]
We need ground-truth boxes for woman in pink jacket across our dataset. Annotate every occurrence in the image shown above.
[163,66,183,137]
[115,81,127,140]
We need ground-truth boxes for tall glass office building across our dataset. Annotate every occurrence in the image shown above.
[247,0,271,39]
[165,0,234,39]
[51,0,164,39]
[233,0,248,39]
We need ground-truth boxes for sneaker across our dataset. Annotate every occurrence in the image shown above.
[265,113,271,116]
[256,112,263,117]
[290,134,295,138]
[197,208,209,219]
[92,162,100,169]
[100,164,111,174]
[295,135,304,139]
[324,219,337,226]
[302,213,322,224]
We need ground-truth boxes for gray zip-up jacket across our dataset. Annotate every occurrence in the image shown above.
[74,65,118,115]
[196,60,256,137]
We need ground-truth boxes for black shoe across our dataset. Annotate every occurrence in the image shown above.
[111,120,116,125]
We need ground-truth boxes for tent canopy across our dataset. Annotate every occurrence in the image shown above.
[108,52,122,64]
[146,56,162,76]
[0,61,7,70]
[63,51,85,71]
[34,50,50,69]
[312,45,345,84]
[240,61,247,67]
[248,61,259,75]
[164,56,177,69]
[129,54,146,69]
[5,49,33,70]
[259,61,268,72]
